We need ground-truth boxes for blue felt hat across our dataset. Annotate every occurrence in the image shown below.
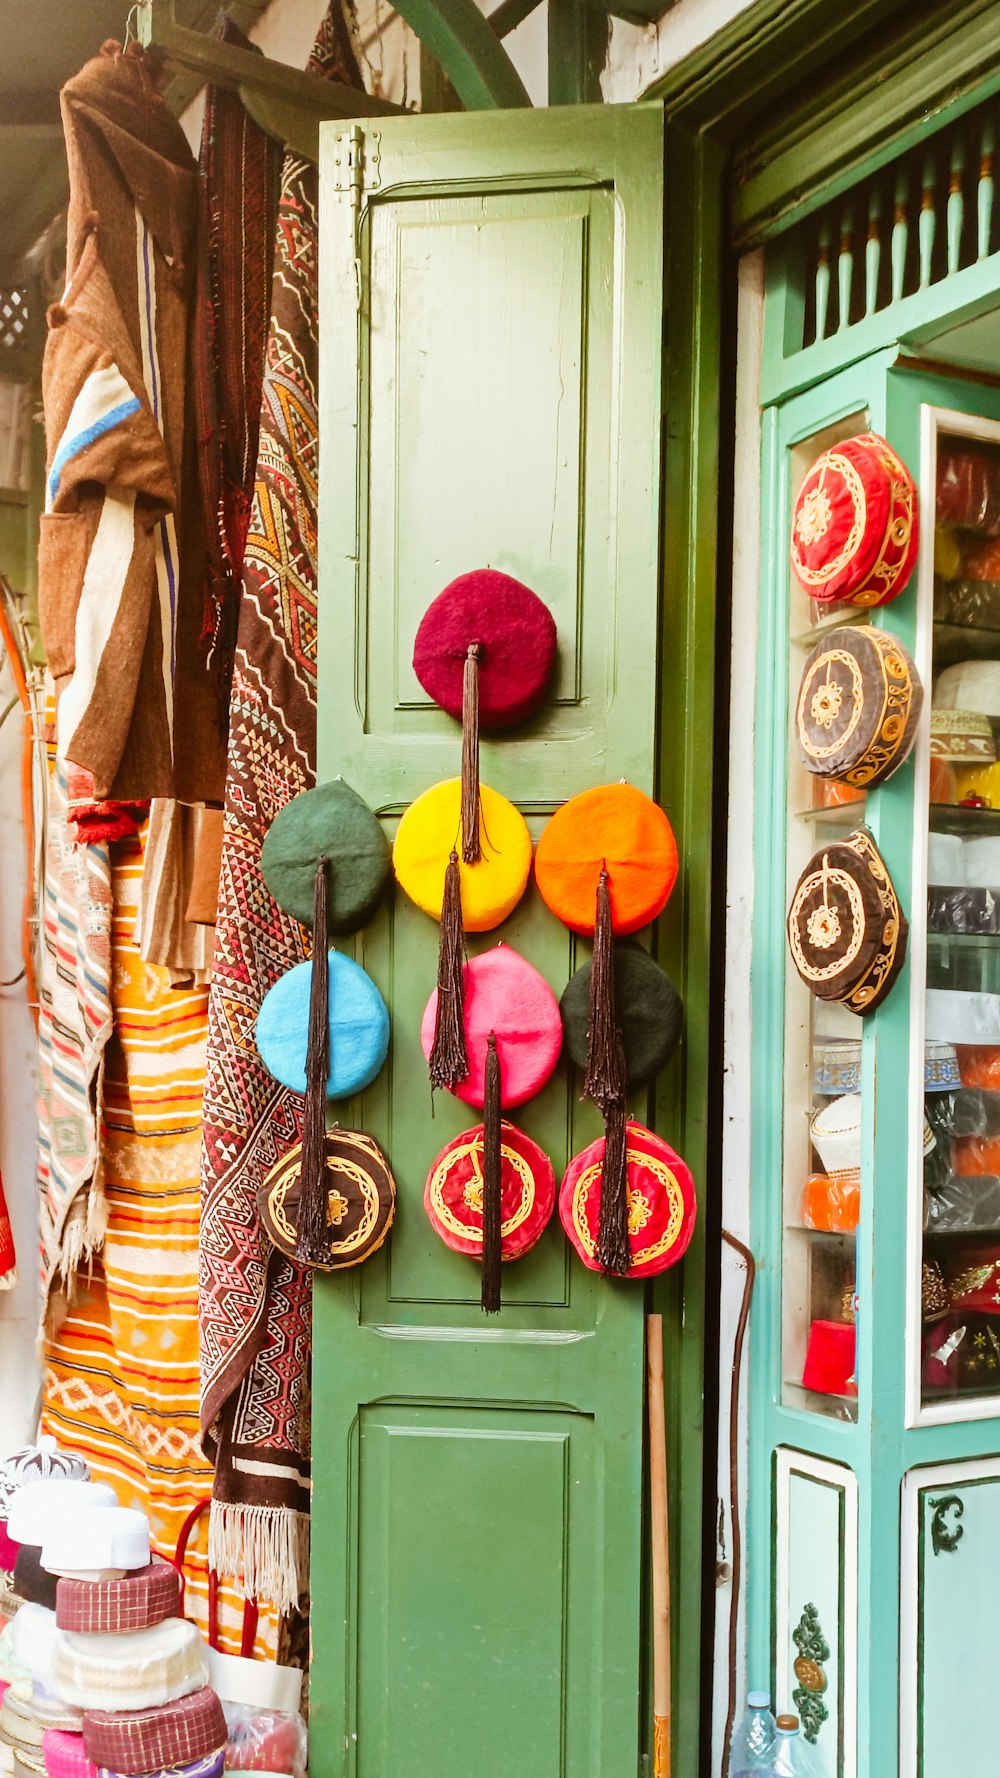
[256,951,389,1099]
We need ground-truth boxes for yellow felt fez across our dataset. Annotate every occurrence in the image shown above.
[392,779,531,930]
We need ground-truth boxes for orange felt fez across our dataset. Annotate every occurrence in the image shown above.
[424,1121,555,1263]
[558,1122,696,1278]
[535,784,678,936]
[790,432,919,608]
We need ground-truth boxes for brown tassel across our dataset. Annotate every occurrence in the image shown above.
[596,1098,631,1276]
[584,867,631,1274]
[461,642,482,865]
[481,1032,502,1313]
[296,855,331,1266]
[429,850,468,1091]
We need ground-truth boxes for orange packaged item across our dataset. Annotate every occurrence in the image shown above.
[958,1046,1000,1089]
[816,780,864,809]
[954,1135,1000,1176]
[929,756,958,806]
[801,1171,861,1233]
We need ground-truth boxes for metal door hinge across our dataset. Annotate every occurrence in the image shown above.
[332,125,380,311]
[331,124,381,200]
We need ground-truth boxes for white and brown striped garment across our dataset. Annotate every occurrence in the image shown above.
[39,42,226,807]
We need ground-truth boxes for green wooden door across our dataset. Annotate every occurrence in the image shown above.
[312,105,667,1778]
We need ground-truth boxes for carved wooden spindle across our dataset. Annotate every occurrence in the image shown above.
[919,152,937,288]
[947,137,965,274]
[891,169,909,302]
[815,220,831,342]
[865,189,881,315]
[838,207,854,331]
[980,119,995,260]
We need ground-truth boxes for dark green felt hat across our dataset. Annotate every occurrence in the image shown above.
[560,942,683,1090]
[261,779,390,935]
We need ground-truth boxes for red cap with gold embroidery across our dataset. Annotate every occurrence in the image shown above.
[790,432,919,608]
[558,1121,696,1278]
[424,1121,555,1262]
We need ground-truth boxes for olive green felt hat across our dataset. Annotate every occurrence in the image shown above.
[261,779,390,935]
[560,942,683,1090]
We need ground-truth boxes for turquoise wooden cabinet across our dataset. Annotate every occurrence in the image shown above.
[751,108,1000,1778]
[309,103,712,1778]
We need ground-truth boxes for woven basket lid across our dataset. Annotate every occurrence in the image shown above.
[420,946,562,1109]
[795,625,922,787]
[790,432,919,608]
[786,830,907,1015]
[392,780,531,931]
[255,952,389,1100]
[558,1122,696,1279]
[260,780,390,935]
[257,1130,396,1273]
[412,569,557,729]
[424,1121,555,1263]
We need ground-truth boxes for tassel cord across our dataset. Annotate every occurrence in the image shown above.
[481,1032,502,1313]
[461,642,483,865]
[429,850,469,1091]
[585,867,631,1275]
[296,855,331,1265]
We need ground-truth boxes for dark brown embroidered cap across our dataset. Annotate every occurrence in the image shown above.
[795,625,922,788]
[258,1129,396,1271]
[786,829,907,1014]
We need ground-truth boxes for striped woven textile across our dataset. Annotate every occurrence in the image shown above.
[41,831,277,1659]
[37,763,113,1329]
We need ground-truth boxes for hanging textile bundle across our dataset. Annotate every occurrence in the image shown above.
[559,1122,696,1279]
[412,568,557,864]
[420,945,562,1311]
[536,783,679,1274]
[394,780,532,1092]
[259,779,391,1264]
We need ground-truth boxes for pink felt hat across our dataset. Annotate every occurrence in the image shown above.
[420,946,562,1108]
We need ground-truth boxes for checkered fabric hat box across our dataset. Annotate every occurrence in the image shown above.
[82,1689,226,1776]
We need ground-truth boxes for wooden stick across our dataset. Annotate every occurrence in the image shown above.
[647,1312,671,1778]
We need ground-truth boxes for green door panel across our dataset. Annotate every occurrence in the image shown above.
[355,1406,599,1777]
[313,103,666,1778]
[910,1466,1000,1778]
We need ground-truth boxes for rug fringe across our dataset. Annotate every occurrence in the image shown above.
[208,1500,309,1616]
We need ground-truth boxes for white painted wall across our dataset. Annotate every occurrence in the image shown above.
[712,246,765,1778]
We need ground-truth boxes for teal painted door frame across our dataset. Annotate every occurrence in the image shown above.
[751,344,1000,1776]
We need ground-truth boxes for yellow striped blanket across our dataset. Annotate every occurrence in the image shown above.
[43,831,278,1656]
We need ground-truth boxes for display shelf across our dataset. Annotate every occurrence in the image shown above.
[794,802,867,827]
[933,619,1000,669]
[929,804,1000,835]
[790,605,871,648]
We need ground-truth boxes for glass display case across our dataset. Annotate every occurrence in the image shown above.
[781,412,869,1422]
[909,408,1000,1421]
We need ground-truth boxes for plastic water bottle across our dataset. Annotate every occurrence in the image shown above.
[728,1692,776,1775]
[770,1714,821,1775]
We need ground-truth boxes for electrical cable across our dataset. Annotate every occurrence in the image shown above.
[720,1228,756,1778]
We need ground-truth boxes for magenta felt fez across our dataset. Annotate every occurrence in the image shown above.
[412,569,557,729]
